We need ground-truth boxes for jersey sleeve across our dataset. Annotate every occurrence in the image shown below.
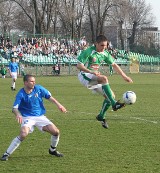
[77,46,93,65]
[38,85,52,99]
[13,90,23,109]
[104,51,115,65]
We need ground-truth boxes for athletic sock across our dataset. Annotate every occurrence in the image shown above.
[102,84,116,106]
[98,99,111,120]
[6,136,22,155]
[13,82,15,89]
[49,146,56,152]
[50,135,59,149]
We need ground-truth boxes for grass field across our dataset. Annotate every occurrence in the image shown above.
[0,74,160,173]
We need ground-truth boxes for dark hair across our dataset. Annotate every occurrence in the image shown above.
[23,74,34,82]
[96,35,108,43]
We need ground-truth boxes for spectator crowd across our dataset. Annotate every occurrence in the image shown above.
[0,35,88,61]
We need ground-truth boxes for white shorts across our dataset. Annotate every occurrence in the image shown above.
[21,115,53,133]
[11,72,17,79]
[78,71,103,94]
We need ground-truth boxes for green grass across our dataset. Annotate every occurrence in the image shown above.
[0,74,160,173]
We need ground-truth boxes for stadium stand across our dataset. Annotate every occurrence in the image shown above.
[0,35,159,74]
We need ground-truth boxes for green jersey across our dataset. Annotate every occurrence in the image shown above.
[77,45,114,72]
[0,67,7,75]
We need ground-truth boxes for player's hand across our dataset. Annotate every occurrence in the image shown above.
[16,115,23,124]
[123,76,133,83]
[59,106,67,113]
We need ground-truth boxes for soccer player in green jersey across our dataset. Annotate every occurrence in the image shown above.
[77,35,133,129]
[0,65,7,78]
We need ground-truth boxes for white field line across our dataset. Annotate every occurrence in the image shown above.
[108,114,158,124]
[0,109,158,124]
[74,112,159,124]
[131,117,158,124]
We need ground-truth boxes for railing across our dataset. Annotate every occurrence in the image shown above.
[0,50,160,74]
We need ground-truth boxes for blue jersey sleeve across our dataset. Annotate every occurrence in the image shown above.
[13,89,23,109]
[37,85,52,99]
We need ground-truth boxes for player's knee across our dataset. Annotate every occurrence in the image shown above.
[19,131,28,140]
[43,124,60,136]
[101,75,108,83]
[19,127,29,140]
[53,128,60,136]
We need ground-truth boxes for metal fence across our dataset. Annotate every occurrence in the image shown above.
[0,53,160,77]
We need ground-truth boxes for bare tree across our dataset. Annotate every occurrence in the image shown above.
[7,0,57,34]
[56,0,73,37]
[57,0,86,39]
[111,0,128,49]
[75,0,86,38]
[0,1,18,34]
[86,0,116,42]
[126,0,153,51]
[31,0,57,34]
[108,0,154,50]
[0,0,156,50]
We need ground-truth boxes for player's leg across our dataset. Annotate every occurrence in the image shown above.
[97,75,116,105]
[12,76,17,90]
[78,72,115,105]
[12,78,16,90]
[43,124,63,157]
[93,86,112,128]
[11,73,17,90]
[11,79,14,90]
[96,99,111,129]
[97,75,125,111]
[1,126,30,161]
[78,71,93,87]
[87,83,111,128]
[36,116,63,157]
[97,99,111,120]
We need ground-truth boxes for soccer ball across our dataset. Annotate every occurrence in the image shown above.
[122,91,136,105]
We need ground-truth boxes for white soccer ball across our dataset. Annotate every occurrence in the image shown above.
[122,91,136,105]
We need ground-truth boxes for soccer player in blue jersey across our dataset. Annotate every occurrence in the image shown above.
[8,57,19,90]
[1,74,67,161]
[77,35,133,129]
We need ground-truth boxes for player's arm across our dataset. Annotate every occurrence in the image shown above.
[77,63,91,73]
[12,92,23,124]
[112,63,133,83]
[76,47,99,75]
[77,63,100,76]
[40,85,67,113]
[48,96,67,113]
[76,48,91,73]
[12,108,23,124]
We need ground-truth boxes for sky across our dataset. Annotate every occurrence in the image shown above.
[145,0,160,28]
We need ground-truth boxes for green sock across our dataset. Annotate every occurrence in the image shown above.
[98,99,111,120]
[102,84,116,106]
